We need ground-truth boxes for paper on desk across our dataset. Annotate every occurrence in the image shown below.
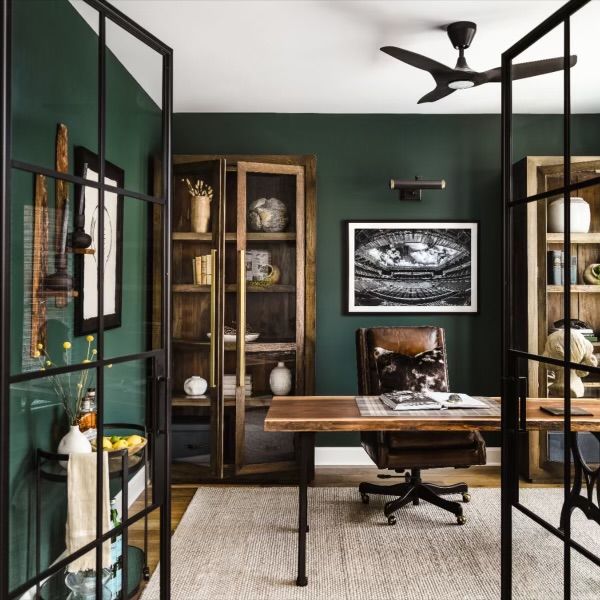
[425,392,486,409]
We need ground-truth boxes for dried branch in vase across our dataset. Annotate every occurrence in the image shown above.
[181,177,214,200]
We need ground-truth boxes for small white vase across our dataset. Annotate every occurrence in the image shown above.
[58,425,92,468]
[184,375,208,396]
[547,197,590,233]
[269,362,292,396]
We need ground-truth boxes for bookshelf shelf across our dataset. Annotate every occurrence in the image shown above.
[173,284,295,293]
[547,285,600,293]
[173,232,296,242]
[546,233,600,244]
[172,394,273,408]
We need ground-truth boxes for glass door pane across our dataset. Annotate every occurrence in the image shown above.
[233,162,303,474]
[105,19,163,199]
[172,160,225,478]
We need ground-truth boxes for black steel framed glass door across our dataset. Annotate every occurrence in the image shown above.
[502,0,600,597]
[1,1,173,599]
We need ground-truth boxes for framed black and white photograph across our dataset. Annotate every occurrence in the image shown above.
[74,147,124,335]
[346,221,478,314]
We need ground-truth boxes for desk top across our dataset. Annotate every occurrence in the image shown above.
[264,396,600,432]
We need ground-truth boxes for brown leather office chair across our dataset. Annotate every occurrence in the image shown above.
[356,326,486,525]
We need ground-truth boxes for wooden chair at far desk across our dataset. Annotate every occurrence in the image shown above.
[264,395,600,587]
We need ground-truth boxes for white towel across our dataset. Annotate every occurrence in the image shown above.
[65,452,111,572]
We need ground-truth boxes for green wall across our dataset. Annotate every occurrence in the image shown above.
[9,0,161,590]
[173,112,600,446]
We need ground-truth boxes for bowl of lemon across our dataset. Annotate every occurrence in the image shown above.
[91,434,147,471]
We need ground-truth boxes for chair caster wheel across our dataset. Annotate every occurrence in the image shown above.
[457,515,467,525]
[462,493,471,503]
[361,493,369,504]
[387,515,397,526]
[143,566,150,581]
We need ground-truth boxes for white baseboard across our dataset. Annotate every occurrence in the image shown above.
[113,466,147,514]
[315,446,501,467]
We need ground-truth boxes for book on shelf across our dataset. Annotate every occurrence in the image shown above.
[193,255,212,285]
[379,391,486,411]
[549,251,579,285]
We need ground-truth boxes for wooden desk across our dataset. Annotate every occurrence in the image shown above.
[264,395,600,586]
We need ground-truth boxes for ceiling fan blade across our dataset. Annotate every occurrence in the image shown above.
[381,46,454,79]
[418,85,456,104]
[478,55,577,84]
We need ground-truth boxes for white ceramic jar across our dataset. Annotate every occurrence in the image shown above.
[547,197,590,233]
[57,425,92,468]
[269,362,292,396]
[184,376,208,396]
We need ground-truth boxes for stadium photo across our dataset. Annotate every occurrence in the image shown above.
[346,222,478,313]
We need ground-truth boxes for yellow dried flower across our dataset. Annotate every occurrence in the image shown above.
[63,341,72,350]
[107,364,113,369]
[46,360,52,366]
[82,359,91,364]
[92,349,98,355]
[86,335,94,342]
[37,343,44,350]
[33,351,40,358]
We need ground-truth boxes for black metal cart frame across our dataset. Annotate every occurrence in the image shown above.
[501,1,599,598]
[0,1,173,599]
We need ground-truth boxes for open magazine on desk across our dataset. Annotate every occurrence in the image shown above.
[379,391,487,411]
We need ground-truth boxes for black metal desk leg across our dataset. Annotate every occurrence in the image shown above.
[296,431,309,587]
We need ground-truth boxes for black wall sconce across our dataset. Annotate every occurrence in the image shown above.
[390,176,446,201]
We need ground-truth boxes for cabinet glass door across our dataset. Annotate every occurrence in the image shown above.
[171,160,226,477]
[233,162,304,475]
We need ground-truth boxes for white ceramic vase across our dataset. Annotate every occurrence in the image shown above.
[183,375,208,396]
[547,197,590,233]
[57,425,92,468]
[269,362,292,396]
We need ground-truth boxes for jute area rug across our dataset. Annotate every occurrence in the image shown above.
[142,487,600,600]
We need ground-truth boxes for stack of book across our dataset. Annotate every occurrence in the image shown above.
[223,374,252,397]
[193,255,212,285]
[547,250,577,285]
[550,326,597,344]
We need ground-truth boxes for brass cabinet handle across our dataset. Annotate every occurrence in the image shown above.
[209,249,217,388]
[236,249,246,387]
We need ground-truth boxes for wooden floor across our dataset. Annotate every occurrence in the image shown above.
[129,465,555,597]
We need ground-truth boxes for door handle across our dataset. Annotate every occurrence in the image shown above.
[209,249,217,388]
[236,249,246,387]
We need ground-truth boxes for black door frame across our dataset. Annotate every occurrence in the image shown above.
[501,0,600,598]
[0,1,173,598]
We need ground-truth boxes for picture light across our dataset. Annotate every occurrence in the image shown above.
[390,176,446,201]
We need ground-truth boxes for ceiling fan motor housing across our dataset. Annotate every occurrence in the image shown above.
[447,21,477,50]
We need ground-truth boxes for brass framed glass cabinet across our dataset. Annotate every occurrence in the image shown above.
[170,155,316,482]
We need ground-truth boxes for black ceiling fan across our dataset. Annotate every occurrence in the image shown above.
[381,21,577,103]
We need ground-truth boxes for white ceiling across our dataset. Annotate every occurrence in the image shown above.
[95,1,600,113]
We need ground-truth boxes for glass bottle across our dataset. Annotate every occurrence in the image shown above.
[78,388,97,440]
[108,499,123,600]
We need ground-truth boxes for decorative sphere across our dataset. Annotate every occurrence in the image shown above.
[248,197,289,232]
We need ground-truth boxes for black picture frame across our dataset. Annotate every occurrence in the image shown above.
[74,146,124,335]
[345,220,479,315]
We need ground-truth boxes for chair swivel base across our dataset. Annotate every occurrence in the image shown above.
[359,469,470,525]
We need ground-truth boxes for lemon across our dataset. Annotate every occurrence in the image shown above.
[112,440,129,451]
[102,438,113,450]
[126,435,143,447]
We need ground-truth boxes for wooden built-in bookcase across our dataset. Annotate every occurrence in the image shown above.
[514,156,600,480]
[170,155,316,482]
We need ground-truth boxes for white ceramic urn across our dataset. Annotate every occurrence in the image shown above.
[269,362,292,396]
[57,425,92,468]
[184,375,208,396]
[547,197,590,233]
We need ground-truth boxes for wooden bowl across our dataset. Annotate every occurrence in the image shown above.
[91,436,147,456]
